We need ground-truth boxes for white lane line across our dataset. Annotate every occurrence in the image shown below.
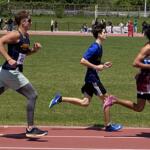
[0,125,149,130]
[44,135,148,139]
[0,134,147,139]
[0,148,147,150]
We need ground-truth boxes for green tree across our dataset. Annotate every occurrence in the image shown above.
[113,0,131,6]
[96,0,113,6]
[10,0,150,6]
[130,0,143,5]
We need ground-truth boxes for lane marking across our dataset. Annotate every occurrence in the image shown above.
[0,148,148,150]
[0,125,149,130]
[0,134,147,139]
[43,135,148,139]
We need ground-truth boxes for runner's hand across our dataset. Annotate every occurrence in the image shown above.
[103,62,112,68]
[8,58,17,68]
[32,42,42,52]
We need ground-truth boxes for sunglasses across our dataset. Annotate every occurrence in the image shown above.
[27,18,31,23]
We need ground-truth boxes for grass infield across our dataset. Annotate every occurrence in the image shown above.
[0,35,149,127]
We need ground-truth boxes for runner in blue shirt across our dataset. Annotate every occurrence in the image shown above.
[49,23,122,132]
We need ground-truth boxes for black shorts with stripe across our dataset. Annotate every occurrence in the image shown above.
[81,81,107,97]
[136,71,150,100]
[137,93,150,100]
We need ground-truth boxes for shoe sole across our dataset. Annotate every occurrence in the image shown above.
[26,132,48,138]
[49,99,54,108]
[106,126,123,132]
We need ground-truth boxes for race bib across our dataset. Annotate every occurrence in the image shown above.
[17,53,26,64]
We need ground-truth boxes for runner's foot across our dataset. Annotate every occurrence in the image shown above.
[26,127,48,138]
[105,123,123,132]
[49,93,62,108]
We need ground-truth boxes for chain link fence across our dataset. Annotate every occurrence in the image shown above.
[0,2,149,32]
[0,2,149,17]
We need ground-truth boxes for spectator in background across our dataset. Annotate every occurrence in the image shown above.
[119,22,124,34]
[50,19,54,32]
[81,23,88,33]
[107,21,113,33]
[133,18,138,33]
[3,18,8,30]
[7,17,14,31]
[101,19,106,29]
[128,20,133,37]
[54,20,58,31]
[142,21,148,34]
[0,17,3,30]
[83,23,88,33]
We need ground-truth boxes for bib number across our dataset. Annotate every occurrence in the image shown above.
[17,53,26,65]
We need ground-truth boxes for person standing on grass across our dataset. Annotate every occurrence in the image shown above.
[99,25,150,114]
[128,20,134,37]
[0,10,48,138]
[50,19,54,32]
[49,23,122,132]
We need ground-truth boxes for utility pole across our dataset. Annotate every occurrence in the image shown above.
[144,0,147,17]
[95,4,98,20]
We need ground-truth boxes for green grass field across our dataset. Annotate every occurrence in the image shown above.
[0,35,149,127]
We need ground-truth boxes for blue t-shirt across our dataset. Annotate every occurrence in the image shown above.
[83,42,103,83]
[2,31,30,72]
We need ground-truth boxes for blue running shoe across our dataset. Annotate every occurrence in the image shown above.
[49,93,62,108]
[105,123,123,132]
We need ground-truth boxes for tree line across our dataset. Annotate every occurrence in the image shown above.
[10,0,150,7]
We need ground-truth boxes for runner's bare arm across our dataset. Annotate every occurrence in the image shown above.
[133,44,150,69]
[26,42,41,55]
[80,58,111,71]
[0,31,19,65]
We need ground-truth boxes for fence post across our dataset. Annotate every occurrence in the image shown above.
[138,6,140,17]
[67,22,70,31]
[34,22,37,31]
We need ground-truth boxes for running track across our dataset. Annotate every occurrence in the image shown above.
[0,30,144,37]
[0,126,149,150]
[0,31,148,149]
